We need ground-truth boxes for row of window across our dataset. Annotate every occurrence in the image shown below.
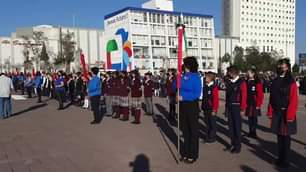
[241,39,295,45]
[241,11,295,19]
[241,31,295,38]
[241,18,295,26]
[243,0,295,8]
[131,12,213,28]
[241,24,295,33]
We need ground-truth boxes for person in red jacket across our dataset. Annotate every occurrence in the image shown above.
[225,66,247,154]
[112,72,121,118]
[202,72,219,144]
[118,72,130,121]
[143,72,154,116]
[267,59,298,168]
[104,72,113,117]
[130,70,142,124]
[245,67,264,139]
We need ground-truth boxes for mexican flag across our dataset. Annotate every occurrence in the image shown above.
[177,15,187,89]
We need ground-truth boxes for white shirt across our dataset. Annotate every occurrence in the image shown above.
[0,75,14,98]
[230,76,240,83]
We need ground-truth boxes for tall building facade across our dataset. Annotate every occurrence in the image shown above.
[104,2,215,72]
[222,0,296,64]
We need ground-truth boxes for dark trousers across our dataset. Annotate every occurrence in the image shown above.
[69,92,75,103]
[56,91,64,109]
[20,83,25,95]
[36,88,42,102]
[277,135,291,164]
[180,101,199,160]
[204,110,217,141]
[228,105,242,150]
[90,96,101,122]
[248,116,258,134]
[26,87,32,98]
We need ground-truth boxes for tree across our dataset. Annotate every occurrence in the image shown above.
[292,64,300,74]
[244,47,260,70]
[31,31,46,71]
[21,31,46,72]
[233,46,246,72]
[40,43,50,71]
[54,32,75,72]
[21,36,33,72]
[221,53,231,63]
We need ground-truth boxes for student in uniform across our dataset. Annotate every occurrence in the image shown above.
[119,72,130,121]
[179,56,202,164]
[68,74,76,104]
[112,72,121,118]
[55,71,65,110]
[225,66,247,154]
[267,59,298,168]
[104,72,113,117]
[130,70,142,124]
[166,69,177,121]
[88,67,102,124]
[143,72,154,116]
[34,71,43,103]
[245,67,264,138]
[202,72,219,144]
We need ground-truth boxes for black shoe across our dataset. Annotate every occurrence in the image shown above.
[205,139,216,144]
[131,121,140,125]
[275,160,289,168]
[247,132,258,139]
[224,145,234,152]
[184,158,196,164]
[231,148,241,154]
[179,157,187,162]
[120,118,129,121]
[90,121,99,125]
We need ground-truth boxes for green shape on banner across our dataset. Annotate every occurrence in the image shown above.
[107,39,118,53]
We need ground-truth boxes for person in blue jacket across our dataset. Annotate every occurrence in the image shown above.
[55,71,65,110]
[179,56,202,164]
[34,71,43,103]
[88,67,102,125]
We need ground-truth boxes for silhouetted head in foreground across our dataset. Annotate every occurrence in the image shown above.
[129,154,150,172]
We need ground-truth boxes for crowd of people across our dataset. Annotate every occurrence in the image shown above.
[0,57,303,169]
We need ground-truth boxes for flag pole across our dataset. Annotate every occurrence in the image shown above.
[177,85,180,163]
[176,17,184,163]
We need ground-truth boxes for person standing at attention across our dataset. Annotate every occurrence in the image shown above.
[179,56,202,164]
[88,67,102,124]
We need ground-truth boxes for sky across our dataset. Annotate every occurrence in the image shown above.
[0,0,305,56]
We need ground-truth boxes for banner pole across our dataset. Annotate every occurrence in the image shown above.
[177,88,180,164]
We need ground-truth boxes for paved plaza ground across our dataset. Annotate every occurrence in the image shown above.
[0,93,305,172]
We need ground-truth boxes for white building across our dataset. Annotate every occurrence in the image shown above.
[0,25,104,72]
[214,35,240,73]
[222,0,296,64]
[104,0,216,72]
